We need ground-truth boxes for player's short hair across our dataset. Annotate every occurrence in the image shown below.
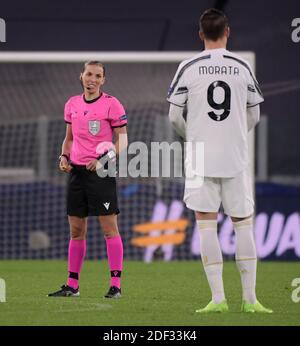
[199,8,229,41]
[82,61,106,76]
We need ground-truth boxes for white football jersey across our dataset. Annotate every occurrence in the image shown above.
[167,48,264,177]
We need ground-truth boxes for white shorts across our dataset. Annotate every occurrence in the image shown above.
[184,168,254,218]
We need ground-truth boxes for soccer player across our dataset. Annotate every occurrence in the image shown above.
[167,9,272,313]
[48,61,128,298]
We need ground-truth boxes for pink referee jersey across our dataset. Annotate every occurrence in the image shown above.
[64,92,127,165]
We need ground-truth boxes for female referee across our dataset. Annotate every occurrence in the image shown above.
[48,61,128,299]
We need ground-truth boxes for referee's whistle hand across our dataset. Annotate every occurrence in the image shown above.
[59,158,72,173]
[64,165,73,173]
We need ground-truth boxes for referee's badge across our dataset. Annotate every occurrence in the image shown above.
[89,120,100,135]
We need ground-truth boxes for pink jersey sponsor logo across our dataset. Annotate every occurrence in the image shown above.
[64,93,126,165]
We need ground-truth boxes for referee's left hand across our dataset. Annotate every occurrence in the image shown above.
[86,159,99,171]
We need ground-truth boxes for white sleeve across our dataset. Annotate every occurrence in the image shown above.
[246,65,264,108]
[168,103,186,139]
[247,104,260,131]
[167,63,188,107]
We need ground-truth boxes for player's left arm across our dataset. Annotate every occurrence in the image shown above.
[90,126,128,172]
[113,126,128,156]
[109,97,128,156]
[87,98,128,171]
[86,127,128,171]
[247,104,260,132]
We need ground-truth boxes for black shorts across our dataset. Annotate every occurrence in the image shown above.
[67,165,120,217]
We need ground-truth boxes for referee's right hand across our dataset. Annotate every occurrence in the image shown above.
[59,157,72,173]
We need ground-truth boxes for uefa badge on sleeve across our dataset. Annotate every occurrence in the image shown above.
[89,120,100,135]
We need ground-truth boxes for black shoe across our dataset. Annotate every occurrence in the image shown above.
[104,286,122,299]
[48,285,80,297]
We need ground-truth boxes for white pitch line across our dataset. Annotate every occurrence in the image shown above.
[54,303,113,313]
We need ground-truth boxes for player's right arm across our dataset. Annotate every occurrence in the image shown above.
[60,99,73,172]
[59,124,73,172]
[167,61,188,139]
[168,103,186,139]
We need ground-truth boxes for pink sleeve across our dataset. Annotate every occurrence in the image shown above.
[109,98,127,128]
[64,99,72,123]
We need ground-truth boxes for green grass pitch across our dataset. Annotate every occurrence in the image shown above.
[0,260,299,326]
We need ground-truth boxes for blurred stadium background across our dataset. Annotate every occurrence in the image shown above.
[0,0,299,264]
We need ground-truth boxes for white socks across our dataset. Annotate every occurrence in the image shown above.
[197,220,225,304]
[233,218,257,304]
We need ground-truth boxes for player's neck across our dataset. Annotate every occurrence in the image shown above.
[204,39,227,51]
[84,91,101,101]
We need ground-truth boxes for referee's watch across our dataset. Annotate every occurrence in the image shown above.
[59,154,69,161]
